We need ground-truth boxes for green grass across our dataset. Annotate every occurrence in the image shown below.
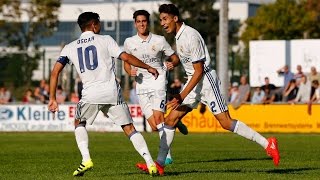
[0,132,320,180]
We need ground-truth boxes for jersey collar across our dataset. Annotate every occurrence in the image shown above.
[80,31,95,37]
[175,23,186,40]
[137,32,152,43]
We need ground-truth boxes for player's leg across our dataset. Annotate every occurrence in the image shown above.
[73,102,100,176]
[139,92,173,165]
[106,103,157,175]
[203,70,279,166]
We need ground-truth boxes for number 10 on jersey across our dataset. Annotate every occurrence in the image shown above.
[77,45,98,73]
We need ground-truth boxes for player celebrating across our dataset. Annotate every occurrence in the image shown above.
[48,12,158,176]
[123,10,187,165]
[136,4,280,175]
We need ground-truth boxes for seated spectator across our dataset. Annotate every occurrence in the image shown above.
[22,89,35,103]
[0,85,11,104]
[168,78,184,100]
[33,87,45,104]
[310,80,320,102]
[310,80,319,100]
[229,82,239,103]
[283,79,299,103]
[251,87,265,104]
[261,77,276,91]
[294,75,311,103]
[308,66,320,83]
[238,75,250,103]
[262,87,276,104]
[70,92,80,103]
[56,85,67,104]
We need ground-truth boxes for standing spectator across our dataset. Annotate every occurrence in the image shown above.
[56,85,67,104]
[277,65,294,100]
[251,87,265,104]
[0,85,11,104]
[283,79,299,103]
[294,65,304,85]
[294,75,311,103]
[22,89,35,103]
[238,75,251,103]
[129,81,139,104]
[308,66,320,83]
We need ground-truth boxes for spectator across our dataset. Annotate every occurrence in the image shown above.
[229,82,239,103]
[129,81,139,104]
[38,79,49,103]
[277,65,294,96]
[70,92,80,103]
[56,85,67,104]
[294,75,311,103]
[308,66,320,83]
[294,65,304,85]
[33,87,45,104]
[22,89,35,103]
[238,75,250,103]
[283,79,299,103]
[261,77,276,92]
[310,80,320,103]
[251,87,265,104]
[168,78,184,100]
[310,80,319,100]
[0,85,11,104]
[262,87,276,104]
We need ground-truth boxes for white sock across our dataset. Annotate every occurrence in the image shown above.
[157,123,172,160]
[157,125,175,166]
[75,126,91,162]
[233,120,268,149]
[129,131,155,168]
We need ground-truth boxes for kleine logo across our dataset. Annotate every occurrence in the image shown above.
[0,108,14,120]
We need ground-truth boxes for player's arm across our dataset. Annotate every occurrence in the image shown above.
[48,62,65,113]
[167,61,204,110]
[124,61,132,75]
[165,53,180,70]
[120,52,158,79]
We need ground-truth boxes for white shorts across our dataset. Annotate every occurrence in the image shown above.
[75,101,133,125]
[137,90,166,119]
[182,70,228,115]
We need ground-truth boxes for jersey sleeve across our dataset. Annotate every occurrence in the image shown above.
[57,45,72,66]
[106,36,123,58]
[161,36,175,57]
[189,34,206,63]
[123,39,131,54]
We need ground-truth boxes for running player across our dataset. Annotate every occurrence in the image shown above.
[123,10,187,165]
[136,4,280,175]
[48,12,158,176]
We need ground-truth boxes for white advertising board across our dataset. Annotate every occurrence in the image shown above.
[0,104,150,132]
[249,40,286,87]
[290,39,320,73]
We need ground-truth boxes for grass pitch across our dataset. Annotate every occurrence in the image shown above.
[0,132,319,180]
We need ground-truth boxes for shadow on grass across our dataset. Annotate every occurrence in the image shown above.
[179,157,271,164]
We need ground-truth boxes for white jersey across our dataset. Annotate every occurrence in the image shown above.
[175,23,211,77]
[58,31,123,104]
[124,33,174,94]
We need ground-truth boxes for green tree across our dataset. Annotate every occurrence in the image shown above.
[0,0,60,87]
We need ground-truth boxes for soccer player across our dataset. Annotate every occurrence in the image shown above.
[123,10,187,165]
[48,12,159,176]
[136,4,280,175]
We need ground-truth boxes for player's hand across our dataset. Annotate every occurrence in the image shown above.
[48,99,58,119]
[167,94,183,110]
[130,68,137,76]
[165,62,174,71]
[147,67,159,80]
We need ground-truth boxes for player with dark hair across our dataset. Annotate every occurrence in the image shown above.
[136,4,280,175]
[48,11,158,176]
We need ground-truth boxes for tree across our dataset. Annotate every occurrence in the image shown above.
[0,0,60,87]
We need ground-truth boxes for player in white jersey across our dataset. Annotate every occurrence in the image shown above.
[48,12,159,177]
[136,4,280,175]
[124,10,187,166]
